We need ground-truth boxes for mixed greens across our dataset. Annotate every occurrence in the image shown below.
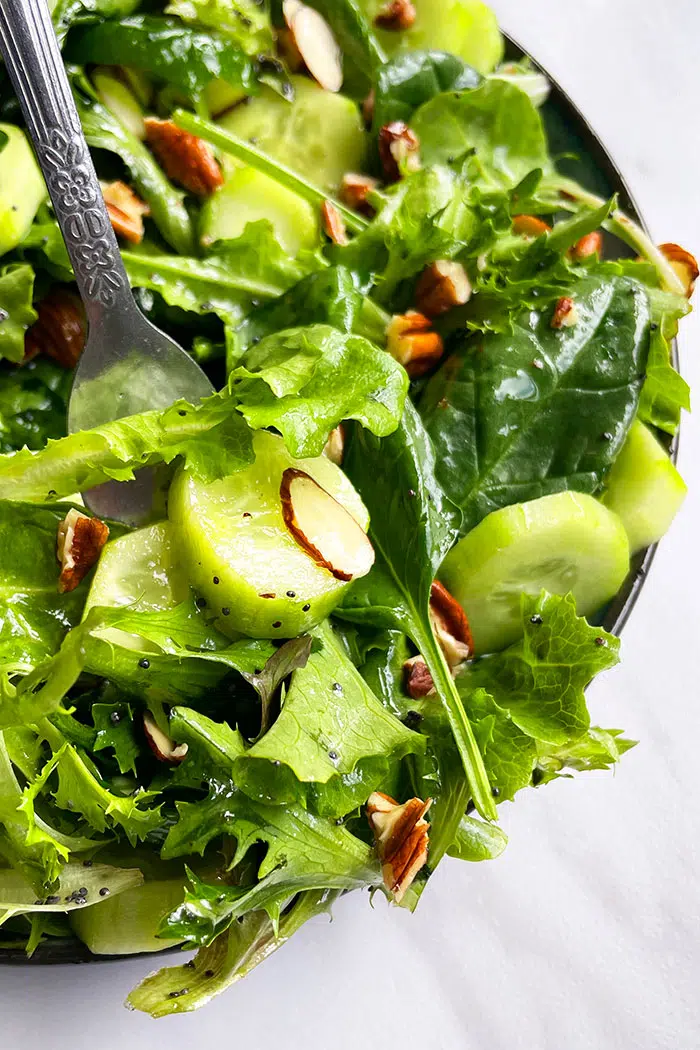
[0,0,693,1016]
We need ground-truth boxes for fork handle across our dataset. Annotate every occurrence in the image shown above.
[0,0,134,326]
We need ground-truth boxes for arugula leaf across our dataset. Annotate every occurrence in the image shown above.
[0,860,142,925]
[372,50,480,135]
[447,814,508,862]
[233,621,424,818]
[161,796,378,941]
[0,265,37,364]
[231,324,409,457]
[122,222,317,327]
[0,358,71,454]
[128,888,337,1017]
[421,274,651,533]
[72,73,194,255]
[92,702,139,776]
[337,401,496,821]
[66,17,265,104]
[165,0,274,54]
[52,0,140,45]
[411,79,551,189]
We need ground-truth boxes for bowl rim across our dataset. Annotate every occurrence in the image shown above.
[0,32,680,967]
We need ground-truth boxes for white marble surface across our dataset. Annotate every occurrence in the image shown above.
[4,2,700,1047]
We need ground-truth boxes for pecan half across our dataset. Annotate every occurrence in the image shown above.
[56,509,109,594]
[367,791,432,904]
[512,214,551,238]
[374,0,416,30]
[386,311,444,377]
[321,199,349,246]
[659,243,698,298]
[416,260,472,318]
[378,121,421,183]
[570,230,603,261]
[24,288,87,369]
[429,580,472,668]
[101,180,150,245]
[339,172,379,217]
[551,296,578,329]
[403,655,435,700]
[144,118,223,197]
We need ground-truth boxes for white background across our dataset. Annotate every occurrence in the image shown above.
[3,1,700,1047]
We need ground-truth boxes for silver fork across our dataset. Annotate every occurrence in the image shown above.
[0,0,214,524]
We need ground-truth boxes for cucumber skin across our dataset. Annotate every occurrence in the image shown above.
[169,432,371,640]
[602,420,687,554]
[0,125,46,255]
[440,491,630,653]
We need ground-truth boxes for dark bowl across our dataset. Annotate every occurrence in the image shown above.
[0,33,679,966]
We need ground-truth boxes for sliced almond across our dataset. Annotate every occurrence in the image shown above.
[282,0,343,93]
[386,311,444,377]
[321,200,349,246]
[570,230,603,261]
[659,243,698,298]
[322,424,345,465]
[280,468,374,582]
[512,214,551,238]
[415,260,472,318]
[144,118,223,197]
[143,712,189,765]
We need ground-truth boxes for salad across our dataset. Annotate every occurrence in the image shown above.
[0,0,694,1017]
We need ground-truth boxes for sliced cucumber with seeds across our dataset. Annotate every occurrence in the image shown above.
[602,420,687,554]
[169,431,372,639]
[440,491,630,654]
[0,124,46,255]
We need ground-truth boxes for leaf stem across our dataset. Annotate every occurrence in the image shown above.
[172,109,369,236]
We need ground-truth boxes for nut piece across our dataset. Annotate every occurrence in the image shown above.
[551,296,578,329]
[101,180,150,245]
[659,243,698,298]
[378,121,421,183]
[571,230,603,262]
[403,655,435,699]
[367,791,432,904]
[339,172,379,217]
[25,288,87,368]
[321,200,349,246]
[416,260,472,318]
[282,0,343,93]
[362,89,376,128]
[143,712,189,765]
[512,214,551,238]
[144,118,223,197]
[374,0,416,30]
[276,26,305,72]
[430,580,472,668]
[56,509,109,594]
[323,424,345,465]
[386,311,444,378]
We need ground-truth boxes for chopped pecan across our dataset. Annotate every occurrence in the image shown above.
[378,121,421,183]
[339,172,379,217]
[323,424,345,465]
[416,260,472,318]
[386,311,444,378]
[101,180,150,245]
[56,509,109,594]
[429,580,472,668]
[143,712,189,764]
[321,200,349,246]
[144,118,223,197]
[570,230,603,261]
[512,214,551,238]
[24,288,87,369]
[403,655,435,700]
[367,791,432,904]
[659,242,698,298]
[282,0,343,93]
[551,296,578,329]
[374,0,416,30]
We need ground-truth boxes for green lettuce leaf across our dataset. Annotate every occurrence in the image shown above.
[165,0,274,54]
[535,726,636,783]
[231,621,424,818]
[447,814,508,863]
[0,860,143,926]
[0,265,37,364]
[372,50,480,135]
[92,702,139,776]
[420,274,651,533]
[231,324,409,457]
[0,358,71,454]
[52,0,140,45]
[637,319,691,436]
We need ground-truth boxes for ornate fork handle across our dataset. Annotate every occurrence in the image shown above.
[0,0,133,324]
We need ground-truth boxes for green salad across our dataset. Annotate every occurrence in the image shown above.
[0,0,693,1016]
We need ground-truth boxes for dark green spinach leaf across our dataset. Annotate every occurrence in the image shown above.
[0,359,71,453]
[373,50,480,135]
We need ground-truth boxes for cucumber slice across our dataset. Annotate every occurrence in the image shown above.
[168,430,370,639]
[359,0,504,75]
[92,69,145,140]
[0,124,46,255]
[440,491,630,654]
[200,77,367,251]
[205,78,248,118]
[602,420,687,554]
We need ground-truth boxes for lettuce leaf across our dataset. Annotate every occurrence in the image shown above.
[0,359,71,454]
[165,0,274,54]
[0,265,37,364]
[372,50,481,135]
[0,860,142,926]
